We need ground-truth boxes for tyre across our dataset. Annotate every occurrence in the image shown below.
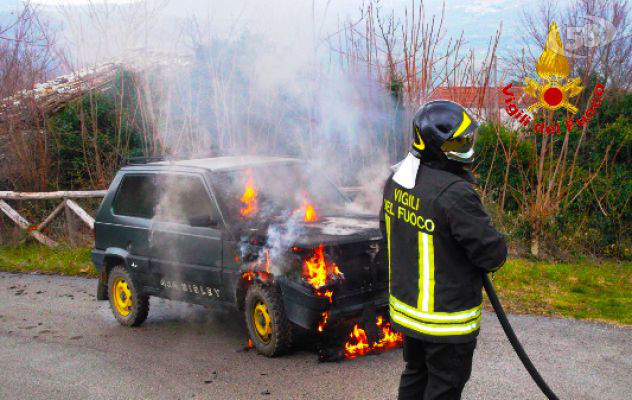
[244,283,293,357]
[108,266,149,327]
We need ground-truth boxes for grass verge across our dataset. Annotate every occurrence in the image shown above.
[490,259,632,326]
[0,244,630,325]
[0,244,97,277]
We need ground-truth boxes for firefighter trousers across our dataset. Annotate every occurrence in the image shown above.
[398,335,477,400]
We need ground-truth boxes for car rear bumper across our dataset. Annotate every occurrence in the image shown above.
[91,249,106,271]
[277,277,388,330]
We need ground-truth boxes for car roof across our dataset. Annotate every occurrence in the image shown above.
[126,156,302,172]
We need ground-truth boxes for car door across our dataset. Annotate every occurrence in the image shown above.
[105,173,158,278]
[148,172,224,303]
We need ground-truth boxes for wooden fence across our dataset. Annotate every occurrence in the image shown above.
[0,187,363,248]
[0,191,107,247]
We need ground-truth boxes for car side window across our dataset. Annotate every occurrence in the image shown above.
[154,174,218,227]
[112,174,158,219]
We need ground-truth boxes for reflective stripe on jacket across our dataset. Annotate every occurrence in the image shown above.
[380,164,507,343]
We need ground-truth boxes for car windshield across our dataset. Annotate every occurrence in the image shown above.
[212,163,350,223]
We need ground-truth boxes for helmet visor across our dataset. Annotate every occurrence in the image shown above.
[440,129,476,154]
[441,128,477,163]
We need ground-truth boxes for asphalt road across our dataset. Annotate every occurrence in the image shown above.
[1,272,630,400]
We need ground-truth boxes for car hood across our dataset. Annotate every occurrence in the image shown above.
[290,214,382,247]
[236,212,382,248]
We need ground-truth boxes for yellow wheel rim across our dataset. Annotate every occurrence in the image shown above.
[252,301,272,343]
[112,277,133,317]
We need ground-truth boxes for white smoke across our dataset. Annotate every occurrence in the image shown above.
[50,1,399,187]
[262,212,305,275]
[50,1,477,277]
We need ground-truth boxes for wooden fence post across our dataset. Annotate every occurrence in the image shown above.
[0,199,58,247]
[64,198,78,245]
[65,199,96,230]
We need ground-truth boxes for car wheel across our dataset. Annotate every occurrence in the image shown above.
[244,283,293,357]
[108,266,149,327]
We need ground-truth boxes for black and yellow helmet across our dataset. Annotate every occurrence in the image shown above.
[411,100,479,163]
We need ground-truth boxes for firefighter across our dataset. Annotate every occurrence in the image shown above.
[380,100,507,400]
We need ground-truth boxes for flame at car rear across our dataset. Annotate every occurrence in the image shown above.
[240,172,258,218]
[344,316,403,359]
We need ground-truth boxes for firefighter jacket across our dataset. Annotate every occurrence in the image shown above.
[380,163,507,343]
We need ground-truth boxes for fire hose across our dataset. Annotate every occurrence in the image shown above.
[483,273,560,400]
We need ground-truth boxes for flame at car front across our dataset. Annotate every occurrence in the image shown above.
[344,315,403,359]
[299,199,319,223]
[232,167,401,360]
[302,244,341,290]
[240,171,258,218]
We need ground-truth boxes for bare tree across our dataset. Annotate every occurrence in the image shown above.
[0,2,59,98]
[329,0,500,158]
[0,2,60,191]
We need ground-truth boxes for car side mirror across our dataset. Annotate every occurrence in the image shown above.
[188,215,219,228]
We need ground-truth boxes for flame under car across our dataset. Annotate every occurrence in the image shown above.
[91,156,395,357]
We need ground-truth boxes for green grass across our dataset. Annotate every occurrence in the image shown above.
[0,244,97,277]
[490,259,632,326]
[0,245,630,325]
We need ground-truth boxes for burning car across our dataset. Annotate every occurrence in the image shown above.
[92,156,400,357]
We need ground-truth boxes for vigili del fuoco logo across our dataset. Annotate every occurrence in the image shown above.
[502,21,604,135]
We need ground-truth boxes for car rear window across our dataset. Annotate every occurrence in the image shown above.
[112,175,158,218]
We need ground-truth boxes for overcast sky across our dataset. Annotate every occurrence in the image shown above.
[0,0,539,63]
